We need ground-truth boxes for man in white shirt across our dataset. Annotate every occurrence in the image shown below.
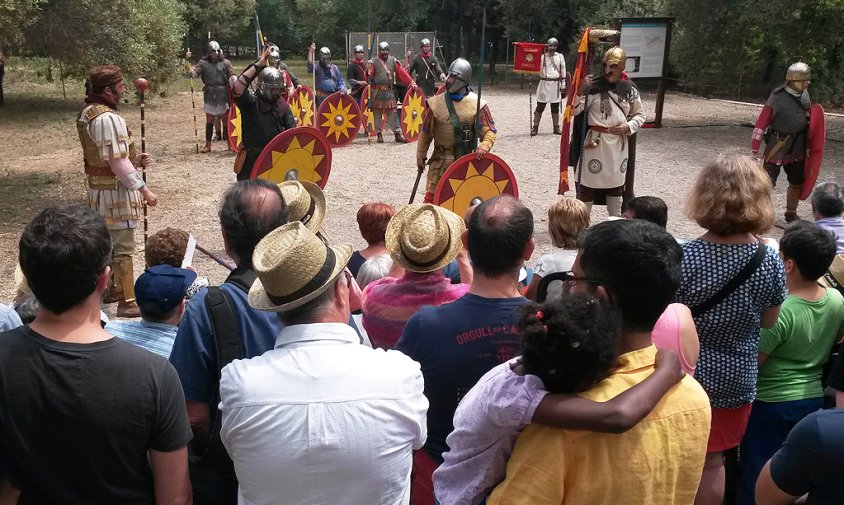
[219,222,428,505]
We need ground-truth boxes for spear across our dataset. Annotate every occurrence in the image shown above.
[134,77,150,244]
[473,0,488,151]
[188,48,200,154]
[195,243,235,271]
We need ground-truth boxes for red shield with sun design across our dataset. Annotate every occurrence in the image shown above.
[227,104,242,152]
[317,92,362,147]
[288,85,316,127]
[249,127,332,189]
[434,153,518,216]
[401,88,427,142]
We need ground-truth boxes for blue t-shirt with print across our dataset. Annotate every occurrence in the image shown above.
[396,293,528,461]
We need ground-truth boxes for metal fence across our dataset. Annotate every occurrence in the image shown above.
[346,32,439,63]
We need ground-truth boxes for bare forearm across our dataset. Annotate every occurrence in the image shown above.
[150,448,192,505]
[0,480,21,505]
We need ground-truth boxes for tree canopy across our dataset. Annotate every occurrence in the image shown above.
[1,0,841,105]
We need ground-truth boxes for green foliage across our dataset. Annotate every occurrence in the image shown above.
[24,0,186,90]
[667,0,844,105]
[183,0,255,46]
[0,0,44,47]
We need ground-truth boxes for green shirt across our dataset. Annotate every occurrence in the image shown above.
[757,288,844,402]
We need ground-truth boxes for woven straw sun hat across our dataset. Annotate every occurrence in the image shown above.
[277,180,326,233]
[385,204,465,273]
[248,221,352,312]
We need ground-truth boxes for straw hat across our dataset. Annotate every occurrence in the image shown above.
[385,204,465,273]
[278,181,325,233]
[819,254,843,293]
[248,221,352,312]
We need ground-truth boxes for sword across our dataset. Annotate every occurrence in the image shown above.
[134,78,150,244]
[409,165,425,204]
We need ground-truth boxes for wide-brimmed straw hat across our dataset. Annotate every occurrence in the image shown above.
[248,221,352,312]
[385,204,465,273]
[819,254,843,294]
[278,181,326,233]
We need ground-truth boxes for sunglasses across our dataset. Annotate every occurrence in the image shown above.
[562,272,604,293]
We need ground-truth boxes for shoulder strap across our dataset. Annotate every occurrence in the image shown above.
[444,93,467,157]
[691,242,768,318]
[205,286,244,380]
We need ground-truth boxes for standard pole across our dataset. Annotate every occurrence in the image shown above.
[134,78,150,243]
[473,0,488,150]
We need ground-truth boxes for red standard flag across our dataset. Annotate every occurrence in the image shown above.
[558,28,591,194]
[512,42,546,74]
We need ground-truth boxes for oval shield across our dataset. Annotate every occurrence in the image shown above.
[317,92,362,147]
[359,84,377,137]
[227,103,242,152]
[800,103,826,200]
[434,153,519,216]
[250,126,332,189]
[401,87,427,142]
[288,85,316,127]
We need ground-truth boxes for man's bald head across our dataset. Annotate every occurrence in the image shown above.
[468,195,534,277]
[219,180,288,266]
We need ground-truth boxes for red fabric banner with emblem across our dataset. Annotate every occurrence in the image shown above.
[512,42,546,74]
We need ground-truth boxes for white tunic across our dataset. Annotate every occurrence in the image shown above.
[575,87,645,189]
[535,53,566,104]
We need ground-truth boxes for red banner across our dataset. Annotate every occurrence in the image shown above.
[512,42,546,74]
[559,29,591,194]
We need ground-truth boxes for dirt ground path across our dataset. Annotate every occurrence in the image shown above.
[1,85,843,307]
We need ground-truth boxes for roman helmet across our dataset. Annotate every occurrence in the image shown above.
[446,58,472,93]
[785,62,811,92]
[378,41,390,58]
[268,44,281,67]
[420,38,431,48]
[208,40,223,62]
[256,67,284,102]
[319,47,331,66]
[602,46,626,82]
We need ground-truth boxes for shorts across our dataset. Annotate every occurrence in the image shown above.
[764,160,805,186]
[707,403,752,453]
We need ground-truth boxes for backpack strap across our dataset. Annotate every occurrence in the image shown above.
[691,242,767,318]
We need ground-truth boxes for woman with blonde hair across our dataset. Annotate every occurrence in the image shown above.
[675,155,787,505]
[525,197,589,301]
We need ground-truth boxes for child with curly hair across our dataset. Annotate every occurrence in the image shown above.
[433,294,684,505]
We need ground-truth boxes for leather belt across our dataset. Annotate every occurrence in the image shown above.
[87,175,119,190]
[540,77,563,81]
[372,84,392,90]
[589,125,612,133]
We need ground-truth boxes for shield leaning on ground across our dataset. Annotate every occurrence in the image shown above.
[800,103,826,201]
[401,87,427,142]
[433,153,519,217]
[316,92,362,147]
[249,126,332,189]
[359,84,377,137]
[288,85,316,127]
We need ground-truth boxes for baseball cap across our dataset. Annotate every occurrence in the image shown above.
[134,265,197,318]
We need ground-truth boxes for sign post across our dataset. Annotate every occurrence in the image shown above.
[618,17,674,128]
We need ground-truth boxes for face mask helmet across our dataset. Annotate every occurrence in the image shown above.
[446,58,472,93]
[257,67,284,102]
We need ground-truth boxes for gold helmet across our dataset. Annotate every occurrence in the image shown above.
[603,46,626,66]
[786,62,810,82]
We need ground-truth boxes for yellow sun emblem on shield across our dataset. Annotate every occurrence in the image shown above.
[298,93,315,127]
[259,136,326,185]
[440,161,511,214]
[230,105,242,149]
[320,101,357,142]
[402,93,424,137]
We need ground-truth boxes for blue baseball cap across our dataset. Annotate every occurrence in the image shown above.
[134,265,197,317]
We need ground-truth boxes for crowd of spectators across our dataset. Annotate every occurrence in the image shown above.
[1,155,843,505]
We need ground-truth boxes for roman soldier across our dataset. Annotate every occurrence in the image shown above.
[307,43,347,108]
[416,58,497,203]
[267,43,301,97]
[347,44,368,103]
[573,46,645,217]
[77,65,158,317]
[752,62,814,222]
[190,40,235,153]
[406,38,445,97]
[532,37,566,136]
[232,45,297,181]
[369,41,418,143]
